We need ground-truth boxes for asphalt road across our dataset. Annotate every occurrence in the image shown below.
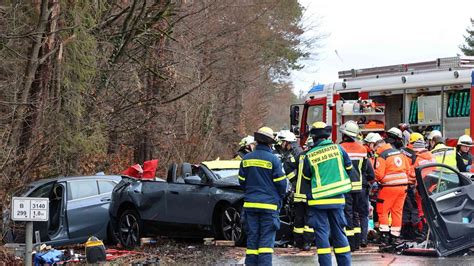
[223,249,474,265]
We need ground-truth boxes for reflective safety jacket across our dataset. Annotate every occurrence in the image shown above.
[282,143,303,182]
[302,139,353,209]
[293,154,311,203]
[431,143,457,169]
[408,149,436,184]
[374,144,409,186]
[239,144,287,213]
[340,141,375,192]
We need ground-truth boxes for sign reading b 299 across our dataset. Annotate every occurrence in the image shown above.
[11,197,49,222]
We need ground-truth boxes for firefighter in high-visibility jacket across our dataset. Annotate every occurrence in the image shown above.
[238,127,287,266]
[430,134,457,169]
[275,130,314,250]
[339,121,375,250]
[302,122,353,266]
[372,133,409,243]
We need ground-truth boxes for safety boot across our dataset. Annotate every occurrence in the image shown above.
[348,236,356,252]
[354,234,361,250]
[302,243,311,251]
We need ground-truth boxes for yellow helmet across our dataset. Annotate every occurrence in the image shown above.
[409,132,424,144]
[254,127,276,144]
[310,121,332,139]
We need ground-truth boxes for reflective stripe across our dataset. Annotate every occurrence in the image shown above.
[293,197,307,203]
[312,183,352,199]
[290,156,296,163]
[242,159,272,169]
[391,226,401,237]
[304,226,314,233]
[274,175,287,182]
[311,179,351,193]
[381,173,408,185]
[353,227,361,233]
[287,171,296,180]
[379,224,390,232]
[344,228,355,236]
[243,202,277,210]
[334,246,351,254]
[238,175,245,181]
[347,152,367,158]
[258,247,273,253]
[345,165,353,170]
[308,198,345,206]
[246,249,259,255]
[303,174,311,180]
[317,247,332,254]
[293,227,304,234]
[294,193,307,199]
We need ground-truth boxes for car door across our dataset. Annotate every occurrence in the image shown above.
[166,167,211,224]
[66,179,110,241]
[415,163,474,256]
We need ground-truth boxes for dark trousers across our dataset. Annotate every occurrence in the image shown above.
[293,202,314,247]
[244,211,280,266]
[359,188,370,243]
[344,192,362,250]
[308,207,351,266]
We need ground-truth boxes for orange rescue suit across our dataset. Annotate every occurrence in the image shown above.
[374,143,409,237]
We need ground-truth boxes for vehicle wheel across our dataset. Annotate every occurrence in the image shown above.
[220,205,245,246]
[118,209,141,249]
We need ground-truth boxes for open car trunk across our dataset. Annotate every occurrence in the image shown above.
[415,163,474,256]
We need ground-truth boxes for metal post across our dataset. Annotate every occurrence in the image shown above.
[25,222,33,266]
[440,86,445,134]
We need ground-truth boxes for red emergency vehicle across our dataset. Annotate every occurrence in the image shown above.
[290,56,474,147]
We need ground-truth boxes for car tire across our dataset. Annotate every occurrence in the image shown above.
[118,209,142,249]
[219,204,245,246]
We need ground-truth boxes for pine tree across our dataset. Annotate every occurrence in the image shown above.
[460,18,474,56]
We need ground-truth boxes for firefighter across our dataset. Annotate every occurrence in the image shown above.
[409,138,436,237]
[401,133,427,239]
[234,135,256,160]
[429,132,457,169]
[339,121,375,250]
[363,133,382,234]
[372,133,409,244]
[385,127,404,149]
[426,130,442,151]
[238,127,286,266]
[302,122,353,266]
[456,135,473,172]
[276,130,302,181]
[398,123,412,147]
[275,130,313,250]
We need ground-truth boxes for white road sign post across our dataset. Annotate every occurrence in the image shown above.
[11,197,49,266]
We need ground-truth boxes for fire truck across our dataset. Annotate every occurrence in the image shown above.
[290,56,474,146]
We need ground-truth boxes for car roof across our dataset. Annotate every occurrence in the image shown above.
[28,175,123,186]
[202,160,240,170]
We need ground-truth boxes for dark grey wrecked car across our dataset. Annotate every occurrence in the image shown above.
[109,160,294,248]
[415,163,474,256]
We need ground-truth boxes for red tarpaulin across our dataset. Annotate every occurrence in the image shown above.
[122,159,158,179]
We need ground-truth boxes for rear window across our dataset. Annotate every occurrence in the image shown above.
[68,180,99,200]
[98,180,116,194]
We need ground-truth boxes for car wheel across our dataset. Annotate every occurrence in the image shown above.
[118,209,141,248]
[220,205,245,246]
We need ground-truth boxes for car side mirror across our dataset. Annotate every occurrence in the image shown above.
[290,105,300,127]
[184,175,202,185]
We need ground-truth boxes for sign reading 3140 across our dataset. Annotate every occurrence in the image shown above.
[11,197,49,222]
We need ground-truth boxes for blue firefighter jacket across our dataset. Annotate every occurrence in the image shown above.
[239,144,287,213]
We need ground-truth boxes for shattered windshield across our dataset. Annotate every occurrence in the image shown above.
[212,169,239,180]
[421,166,461,196]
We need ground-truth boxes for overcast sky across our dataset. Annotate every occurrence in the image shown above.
[291,0,474,94]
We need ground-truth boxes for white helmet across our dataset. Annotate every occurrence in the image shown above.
[276,130,297,142]
[387,127,403,139]
[340,120,360,138]
[458,135,474,147]
[427,130,442,140]
[239,135,255,147]
[364,133,383,144]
